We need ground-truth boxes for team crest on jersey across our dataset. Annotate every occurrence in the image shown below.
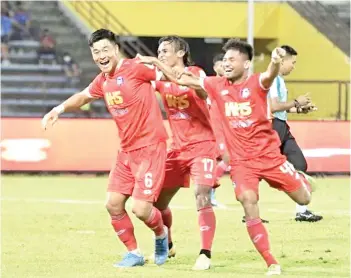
[179,85,189,91]
[165,82,171,88]
[241,88,250,98]
[221,90,229,96]
[116,76,124,85]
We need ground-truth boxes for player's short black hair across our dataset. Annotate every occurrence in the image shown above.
[281,45,298,56]
[88,29,119,47]
[158,35,194,66]
[222,38,253,61]
[213,53,224,64]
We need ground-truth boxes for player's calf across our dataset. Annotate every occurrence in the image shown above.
[132,200,168,265]
[132,200,166,237]
[106,192,142,264]
[237,191,279,270]
[154,187,180,255]
[194,184,216,267]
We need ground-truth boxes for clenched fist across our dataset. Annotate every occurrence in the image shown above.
[271,47,286,64]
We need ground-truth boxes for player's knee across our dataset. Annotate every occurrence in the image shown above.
[105,192,128,216]
[154,198,170,211]
[154,188,179,211]
[194,184,212,208]
[237,191,259,215]
[131,201,153,221]
[237,190,258,205]
[105,200,125,216]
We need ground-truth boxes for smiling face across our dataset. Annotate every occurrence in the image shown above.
[222,49,251,81]
[90,39,119,74]
[157,41,184,68]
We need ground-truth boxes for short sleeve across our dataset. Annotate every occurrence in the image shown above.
[135,62,163,82]
[199,76,218,100]
[87,73,104,99]
[187,66,207,78]
[268,77,279,99]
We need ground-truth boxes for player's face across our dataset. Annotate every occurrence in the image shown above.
[158,41,183,67]
[223,49,250,81]
[213,60,224,77]
[90,39,119,74]
[280,55,297,76]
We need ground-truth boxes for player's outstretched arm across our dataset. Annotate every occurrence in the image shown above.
[41,87,94,130]
[177,71,208,99]
[136,54,177,82]
[260,48,286,90]
[136,54,207,99]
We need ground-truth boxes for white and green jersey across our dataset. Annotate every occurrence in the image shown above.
[268,75,288,121]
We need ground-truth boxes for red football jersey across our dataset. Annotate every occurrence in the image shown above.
[201,73,281,161]
[87,58,168,151]
[207,98,226,146]
[154,66,215,150]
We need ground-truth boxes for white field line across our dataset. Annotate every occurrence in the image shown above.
[1,197,350,216]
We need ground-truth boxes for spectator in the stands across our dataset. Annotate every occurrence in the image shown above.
[11,1,32,40]
[1,1,14,17]
[37,29,56,64]
[62,52,81,84]
[1,9,12,65]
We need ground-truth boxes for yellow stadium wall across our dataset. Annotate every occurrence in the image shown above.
[98,2,280,38]
[64,1,350,120]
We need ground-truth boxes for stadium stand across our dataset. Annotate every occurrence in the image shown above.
[288,0,350,55]
[1,1,107,118]
[1,1,349,120]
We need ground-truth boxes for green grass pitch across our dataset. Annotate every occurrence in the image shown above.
[1,175,350,278]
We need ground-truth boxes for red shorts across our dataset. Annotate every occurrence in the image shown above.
[108,142,167,202]
[163,141,217,189]
[230,151,308,200]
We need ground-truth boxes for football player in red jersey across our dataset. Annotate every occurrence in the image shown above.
[41,29,170,268]
[141,36,217,270]
[151,39,314,276]
[207,53,230,207]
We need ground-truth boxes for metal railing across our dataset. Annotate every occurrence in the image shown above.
[286,80,350,120]
[70,1,154,58]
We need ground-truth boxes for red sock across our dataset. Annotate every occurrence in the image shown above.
[144,207,165,237]
[161,207,173,244]
[198,206,216,251]
[246,218,278,267]
[111,211,138,251]
[215,161,228,181]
